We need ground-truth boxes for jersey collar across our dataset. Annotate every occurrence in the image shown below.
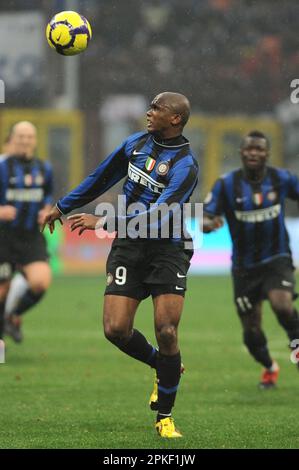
[152,135,189,148]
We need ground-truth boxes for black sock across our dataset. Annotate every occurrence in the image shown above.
[156,351,181,416]
[277,309,299,342]
[110,329,158,368]
[0,301,5,339]
[244,329,272,369]
[14,289,45,316]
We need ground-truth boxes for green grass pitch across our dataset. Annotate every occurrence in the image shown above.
[1,275,299,449]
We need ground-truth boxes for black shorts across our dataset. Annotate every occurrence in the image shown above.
[105,238,194,300]
[232,256,296,314]
[0,227,49,281]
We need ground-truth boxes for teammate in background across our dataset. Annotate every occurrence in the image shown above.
[0,121,53,343]
[203,130,299,388]
[42,92,198,438]
[0,133,30,324]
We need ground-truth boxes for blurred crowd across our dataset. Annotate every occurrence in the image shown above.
[79,0,298,114]
[1,0,298,114]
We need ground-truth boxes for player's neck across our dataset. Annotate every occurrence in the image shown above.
[152,132,184,146]
[243,166,266,184]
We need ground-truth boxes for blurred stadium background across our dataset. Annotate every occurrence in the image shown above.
[1,0,299,450]
[1,0,299,275]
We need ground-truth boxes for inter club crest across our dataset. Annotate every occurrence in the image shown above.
[156,161,170,176]
[252,192,263,205]
[35,174,44,185]
[267,191,277,202]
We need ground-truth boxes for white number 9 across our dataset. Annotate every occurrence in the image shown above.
[115,266,127,285]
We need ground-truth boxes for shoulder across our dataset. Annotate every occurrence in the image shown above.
[268,166,295,182]
[124,131,149,150]
[218,168,241,184]
[187,149,199,169]
[34,157,52,170]
[169,152,199,180]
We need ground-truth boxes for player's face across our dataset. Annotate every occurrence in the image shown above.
[10,125,37,158]
[146,96,179,136]
[241,137,269,171]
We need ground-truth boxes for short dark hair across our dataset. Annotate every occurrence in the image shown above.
[241,130,270,149]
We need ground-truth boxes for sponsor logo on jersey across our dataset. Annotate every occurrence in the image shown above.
[128,162,165,194]
[252,192,263,205]
[234,204,281,223]
[156,161,170,176]
[145,157,156,172]
[5,188,44,202]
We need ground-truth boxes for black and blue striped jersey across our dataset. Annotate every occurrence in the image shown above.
[57,131,199,239]
[0,156,53,231]
[204,167,299,269]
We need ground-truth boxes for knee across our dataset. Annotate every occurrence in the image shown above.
[270,299,293,318]
[103,322,130,344]
[29,281,49,295]
[26,265,52,294]
[0,282,10,302]
[156,324,177,348]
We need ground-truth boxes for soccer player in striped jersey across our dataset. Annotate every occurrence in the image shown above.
[0,134,31,329]
[42,92,199,438]
[203,130,299,388]
[0,121,53,343]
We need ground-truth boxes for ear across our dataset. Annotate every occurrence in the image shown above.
[171,114,182,126]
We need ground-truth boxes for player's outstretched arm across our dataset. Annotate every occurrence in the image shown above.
[67,213,106,236]
[40,205,63,234]
[202,214,224,233]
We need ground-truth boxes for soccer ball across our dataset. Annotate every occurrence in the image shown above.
[46,11,92,56]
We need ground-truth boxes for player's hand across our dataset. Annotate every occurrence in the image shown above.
[202,215,224,233]
[40,206,63,233]
[38,207,52,227]
[0,205,17,221]
[67,213,105,236]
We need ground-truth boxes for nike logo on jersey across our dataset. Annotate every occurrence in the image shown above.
[177,273,186,278]
[236,197,247,203]
[282,280,292,287]
[133,150,148,156]
[175,286,184,290]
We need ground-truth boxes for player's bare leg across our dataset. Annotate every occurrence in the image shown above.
[238,301,279,388]
[153,293,184,437]
[103,295,158,367]
[268,289,299,369]
[5,262,51,343]
[0,281,11,339]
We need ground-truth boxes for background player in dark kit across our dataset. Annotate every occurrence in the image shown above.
[203,130,299,388]
[0,121,53,343]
